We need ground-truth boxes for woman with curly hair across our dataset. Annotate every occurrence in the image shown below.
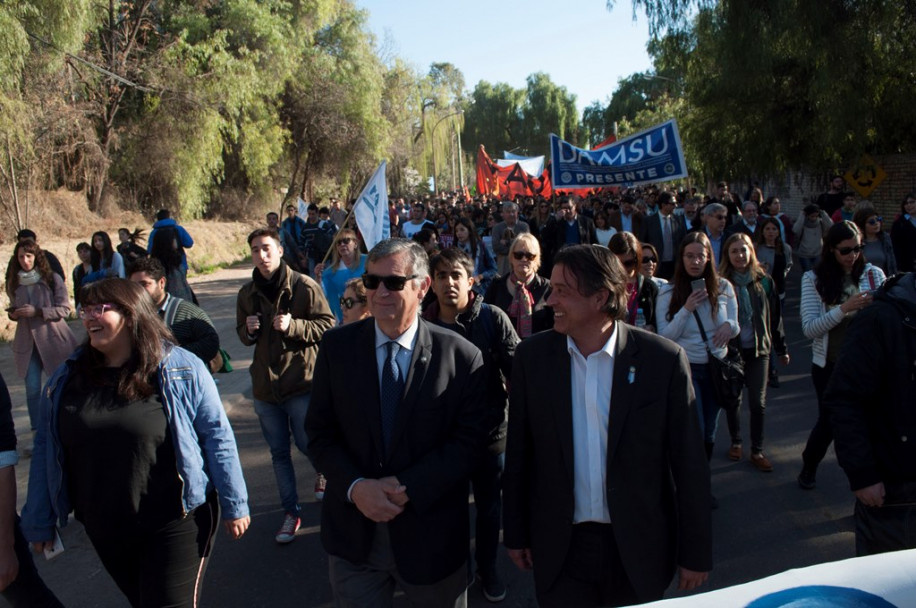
[6,240,79,431]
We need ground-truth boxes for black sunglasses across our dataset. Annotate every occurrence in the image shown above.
[642,256,657,264]
[512,251,537,261]
[337,237,355,245]
[836,245,863,255]
[866,217,883,225]
[621,258,638,269]
[339,296,366,310]
[361,273,418,291]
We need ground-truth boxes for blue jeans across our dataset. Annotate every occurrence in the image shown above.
[25,348,44,431]
[254,394,311,515]
[690,363,720,446]
[798,256,820,273]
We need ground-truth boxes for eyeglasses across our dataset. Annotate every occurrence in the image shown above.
[78,303,118,320]
[866,217,883,225]
[339,296,367,310]
[337,237,355,245]
[512,251,537,261]
[361,273,418,291]
[642,256,658,264]
[836,245,863,256]
[621,258,638,269]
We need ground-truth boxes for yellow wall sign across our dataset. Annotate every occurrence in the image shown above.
[845,155,886,199]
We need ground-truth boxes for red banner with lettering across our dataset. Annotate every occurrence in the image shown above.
[476,146,553,199]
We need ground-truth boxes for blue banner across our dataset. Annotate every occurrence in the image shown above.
[550,120,688,189]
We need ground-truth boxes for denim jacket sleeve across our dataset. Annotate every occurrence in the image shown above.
[177,351,249,520]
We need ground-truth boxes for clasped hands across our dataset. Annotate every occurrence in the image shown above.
[351,476,409,523]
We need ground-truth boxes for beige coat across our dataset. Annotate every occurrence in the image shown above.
[10,274,80,378]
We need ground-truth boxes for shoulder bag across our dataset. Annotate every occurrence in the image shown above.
[692,310,745,412]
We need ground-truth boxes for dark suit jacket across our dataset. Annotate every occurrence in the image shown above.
[641,213,687,262]
[306,318,488,585]
[725,220,757,240]
[608,210,645,237]
[547,215,598,253]
[502,325,712,600]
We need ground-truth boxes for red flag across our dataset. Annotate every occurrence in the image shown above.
[476,145,552,198]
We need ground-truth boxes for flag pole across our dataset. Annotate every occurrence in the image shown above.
[318,202,361,266]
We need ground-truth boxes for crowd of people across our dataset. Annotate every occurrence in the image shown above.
[0,182,914,607]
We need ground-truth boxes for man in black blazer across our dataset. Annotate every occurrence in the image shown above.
[548,196,598,255]
[306,238,488,607]
[608,195,645,237]
[640,191,686,280]
[503,244,712,607]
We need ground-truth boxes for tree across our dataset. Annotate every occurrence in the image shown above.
[519,72,580,156]
[463,81,523,157]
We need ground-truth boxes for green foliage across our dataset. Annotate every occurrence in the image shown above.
[463,73,579,159]
[603,0,916,182]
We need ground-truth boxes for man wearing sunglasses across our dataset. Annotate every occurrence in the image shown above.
[307,239,488,607]
[236,228,336,545]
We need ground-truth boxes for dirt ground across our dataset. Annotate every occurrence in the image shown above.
[1,189,262,340]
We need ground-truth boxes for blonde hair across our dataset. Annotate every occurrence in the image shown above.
[327,229,362,273]
[509,232,542,273]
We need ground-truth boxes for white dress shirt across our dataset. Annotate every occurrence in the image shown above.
[567,324,618,524]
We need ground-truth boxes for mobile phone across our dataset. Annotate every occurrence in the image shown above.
[44,528,65,560]
[691,279,706,293]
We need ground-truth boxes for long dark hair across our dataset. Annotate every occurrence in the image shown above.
[76,279,175,400]
[90,231,115,271]
[454,217,481,258]
[814,221,865,305]
[754,216,786,251]
[150,226,182,272]
[6,240,55,298]
[667,231,721,321]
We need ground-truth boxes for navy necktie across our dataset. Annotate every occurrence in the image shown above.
[381,341,404,454]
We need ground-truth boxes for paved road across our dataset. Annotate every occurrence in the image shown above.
[1,265,858,607]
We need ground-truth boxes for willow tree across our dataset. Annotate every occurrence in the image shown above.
[0,0,92,228]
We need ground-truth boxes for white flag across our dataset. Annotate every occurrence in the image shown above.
[354,162,390,250]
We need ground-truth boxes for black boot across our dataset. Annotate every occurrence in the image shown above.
[704,441,715,461]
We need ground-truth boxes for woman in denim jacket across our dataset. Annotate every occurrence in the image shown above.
[22,279,249,608]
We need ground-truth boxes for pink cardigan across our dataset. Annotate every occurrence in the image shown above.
[9,274,80,378]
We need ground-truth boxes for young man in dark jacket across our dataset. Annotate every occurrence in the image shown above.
[423,247,520,602]
[236,228,335,544]
[825,272,916,556]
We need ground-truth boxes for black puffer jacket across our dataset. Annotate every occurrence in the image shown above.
[423,292,519,453]
[825,272,916,492]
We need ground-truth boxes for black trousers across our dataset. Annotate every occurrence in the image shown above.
[801,362,835,471]
[86,493,219,608]
[0,517,64,607]
[537,523,642,608]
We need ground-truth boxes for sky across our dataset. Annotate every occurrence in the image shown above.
[355,0,654,114]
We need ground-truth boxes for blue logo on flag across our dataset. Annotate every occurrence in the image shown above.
[550,120,688,188]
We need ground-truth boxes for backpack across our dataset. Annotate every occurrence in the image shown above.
[151,226,184,272]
